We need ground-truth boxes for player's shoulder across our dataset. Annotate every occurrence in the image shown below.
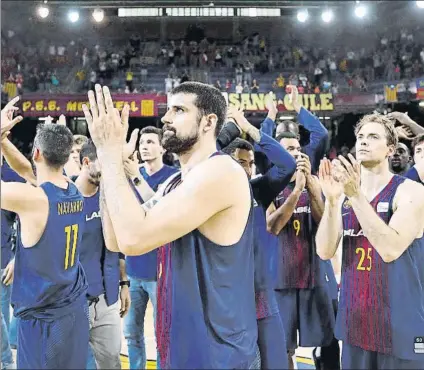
[395,178,424,207]
[185,153,248,192]
[208,153,248,179]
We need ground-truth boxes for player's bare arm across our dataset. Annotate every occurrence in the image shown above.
[388,111,424,137]
[0,96,36,184]
[307,175,325,224]
[315,158,344,260]
[301,153,324,223]
[1,138,37,185]
[266,154,308,235]
[266,180,303,235]
[350,179,424,263]
[99,184,120,253]
[123,155,156,202]
[1,181,49,248]
[336,153,424,262]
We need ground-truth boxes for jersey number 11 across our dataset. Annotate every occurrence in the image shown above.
[64,224,79,270]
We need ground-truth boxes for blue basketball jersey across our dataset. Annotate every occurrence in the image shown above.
[1,163,24,268]
[274,182,320,289]
[11,182,88,319]
[337,175,424,360]
[79,191,105,298]
[1,210,15,269]
[157,169,258,369]
[253,198,279,319]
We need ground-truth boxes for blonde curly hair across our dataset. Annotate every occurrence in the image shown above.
[354,112,398,148]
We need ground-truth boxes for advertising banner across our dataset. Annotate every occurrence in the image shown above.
[19,94,167,117]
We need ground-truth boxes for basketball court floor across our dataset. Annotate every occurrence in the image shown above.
[10,301,315,369]
[119,302,316,369]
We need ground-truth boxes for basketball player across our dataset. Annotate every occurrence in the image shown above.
[274,85,328,172]
[406,134,424,183]
[267,132,338,370]
[1,161,23,370]
[122,126,178,370]
[1,104,89,368]
[316,113,424,369]
[222,105,296,369]
[389,142,411,175]
[74,140,130,369]
[44,115,84,178]
[83,83,258,369]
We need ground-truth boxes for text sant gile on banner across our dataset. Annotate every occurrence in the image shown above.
[225,92,334,111]
[20,96,159,117]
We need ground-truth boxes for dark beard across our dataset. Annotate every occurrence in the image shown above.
[88,171,101,186]
[162,129,199,155]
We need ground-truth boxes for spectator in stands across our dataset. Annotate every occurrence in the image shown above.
[235,82,243,94]
[251,79,259,93]
[243,81,250,93]
[215,80,222,91]
[169,64,177,79]
[180,70,189,83]
[215,49,223,68]
[141,65,148,83]
[51,71,59,91]
[165,76,173,93]
[126,70,134,92]
[235,64,243,85]
[225,79,232,92]
[243,60,253,86]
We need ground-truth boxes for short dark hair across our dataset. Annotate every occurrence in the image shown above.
[222,138,254,156]
[33,124,74,169]
[140,126,163,142]
[171,81,227,137]
[276,131,298,142]
[277,121,299,135]
[412,133,424,151]
[79,140,97,164]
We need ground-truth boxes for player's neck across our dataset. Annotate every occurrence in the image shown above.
[360,161,393,194]
[36,166,68,188]
[143,159,164,176]
[178,140,218,177]
[74,172,99,197]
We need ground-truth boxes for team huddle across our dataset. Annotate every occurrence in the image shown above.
[1,81,424,370]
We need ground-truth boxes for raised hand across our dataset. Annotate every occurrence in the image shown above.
[287,85,301,113]
[264,92,278,114]
[226,105,251,133]
[1,96,23,141]
[395,125,415,140]
[123,154,141,179]
[294,167,306,191]
[333,154,361,198]
[318,158,343,202]
[82,84,129,154]
[123,129,140,160]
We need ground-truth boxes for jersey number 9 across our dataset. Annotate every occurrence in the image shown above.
[293,220,301,236]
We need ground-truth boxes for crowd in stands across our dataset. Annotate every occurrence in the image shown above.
[2,23,424,99]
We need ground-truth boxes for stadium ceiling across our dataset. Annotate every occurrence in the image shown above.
[3,0,395,9]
